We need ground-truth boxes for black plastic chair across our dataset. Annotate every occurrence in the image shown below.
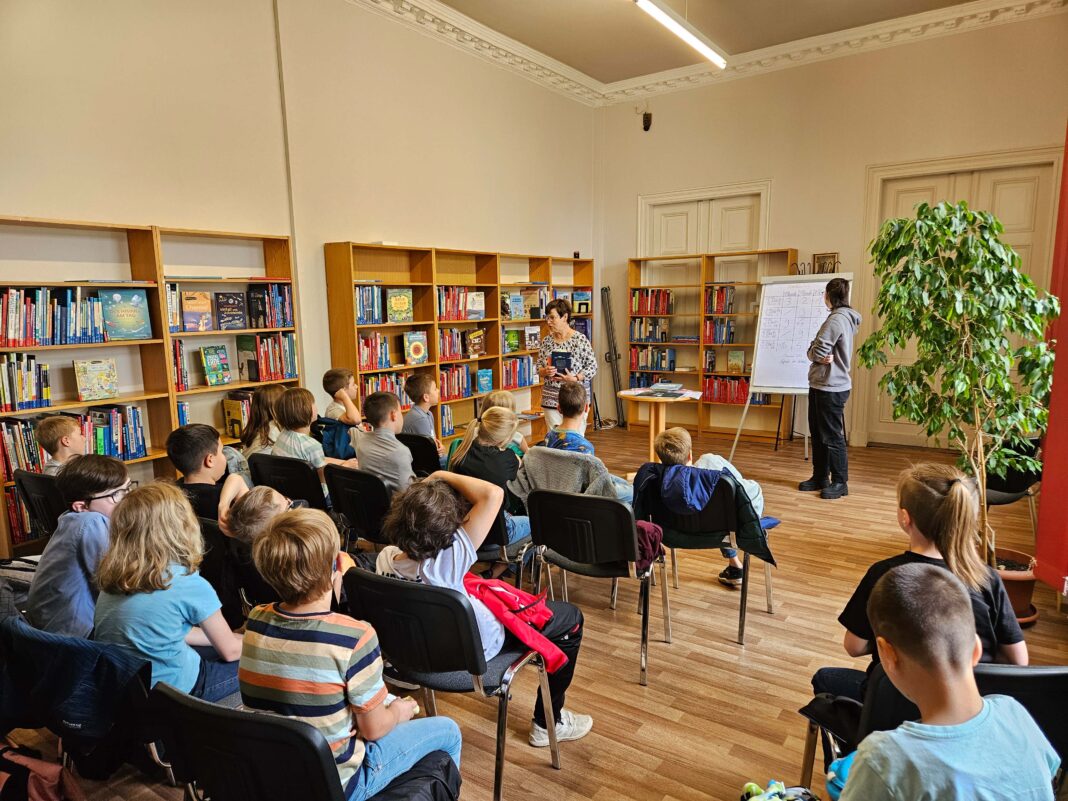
[985,438,1042,536]
[474,512,530,590]
[343,568,559,801]
[248,453,328,510]
[527,489,670,687]
[197,517,245,628]
[226,537,279,611]
[396,433,441,477]
[324,465,391,550]
[12,469,66,541]
[151,682,460,801]
[643,479,775,645]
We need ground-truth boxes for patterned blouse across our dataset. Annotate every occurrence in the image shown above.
[538,329,597,409]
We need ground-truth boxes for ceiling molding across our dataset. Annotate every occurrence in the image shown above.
[347,0,1068,107]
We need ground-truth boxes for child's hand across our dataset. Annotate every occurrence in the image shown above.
[434,438,445,457]
[392,697,419,722]
[343,457,360,469]
[334,388,350,402]
[819,354,833,365]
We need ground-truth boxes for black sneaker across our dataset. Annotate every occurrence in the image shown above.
[718,566,744,588]
[798,477,829,492]
[820,482,849,499]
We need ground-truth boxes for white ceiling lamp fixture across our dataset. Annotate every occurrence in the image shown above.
[634,0,728,70]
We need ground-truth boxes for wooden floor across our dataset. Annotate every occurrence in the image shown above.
[13,427,1068,800]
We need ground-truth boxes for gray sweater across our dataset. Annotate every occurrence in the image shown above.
[507,447,616,508]
[807,306,862,392]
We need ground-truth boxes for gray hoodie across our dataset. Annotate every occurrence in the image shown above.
[807,306,862,392]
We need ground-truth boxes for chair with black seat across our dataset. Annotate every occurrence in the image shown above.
[226,537,280,612]
[343,568,558,801]
[325,465,391,551]
[526,489,670,687]
[985,437,1042,536]
[643,477,776,645]
[474,511,530,590]
[13,469,66,541]
[248,453,328,510]
[197,517,245,629]
[397,433,441,477]
[151,682,461,801]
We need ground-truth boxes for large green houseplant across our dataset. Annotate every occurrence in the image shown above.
[858,201,1059,567]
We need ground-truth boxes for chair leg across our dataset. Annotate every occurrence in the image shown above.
[561,569,569,603]
[493,689,511,801]
[609,577,618,610]
[659,557,672,644]
[737,551,751,645]
[1027,491,1038,539]
[764,561,774,614]
[536,659,561,770]
[800,720,818,789]
[670,547,679,589]
[639,576,651,686]
[423,687,438,717]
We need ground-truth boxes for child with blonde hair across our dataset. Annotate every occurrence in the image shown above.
[35,415,85,475]
[93,482,243,701]
[445,390,528,463]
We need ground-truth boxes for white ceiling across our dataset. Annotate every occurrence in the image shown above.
[438,0,971,83]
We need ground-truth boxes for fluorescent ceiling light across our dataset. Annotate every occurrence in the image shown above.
[634,0,728,69]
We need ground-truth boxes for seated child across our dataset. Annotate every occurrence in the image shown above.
[240,384,286,457]
[35,415,86,476]
[272,387,359,492]
[26,455,130,637]
[400,373,445,461]
[379,471,592,747]
[352,392,415,494]
[446,390,527,463]
[323,368,363,426]
[837,562,1058,801]
[167,424,249,520]
[93,482,243,701]
[240,508,461,800]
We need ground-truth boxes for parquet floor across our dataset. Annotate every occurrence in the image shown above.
[12,428,1068,800]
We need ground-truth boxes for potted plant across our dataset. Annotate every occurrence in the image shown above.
[859,201,1059,622]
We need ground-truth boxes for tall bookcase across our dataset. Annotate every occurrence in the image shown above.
[0,216,302,558]
[324,242,595,447]
[626,248,797,441]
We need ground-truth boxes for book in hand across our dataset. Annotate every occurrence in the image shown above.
[181,291,214,332]
[100,289,152,340]
[550,351,572,374]
[73,358,119,401]
[200,345,232,386]
[214,292,249,330]
[386,288,414,324]
[403,331,428,365]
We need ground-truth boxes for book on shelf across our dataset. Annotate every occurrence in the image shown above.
[235,333,298,383]
[554,289,572,303]
[704,350,717,372]
[386,288,414,324]
[165,283,181,333]
[0,354,50,412]
[438,327,462,362]
[550,351,572,374]
[0,417,46,480]
[508,293,524,321]
[403,331,428,365]
[358,332,391,371]
[222,390,253,438]
[706,285,736,314]
[84,405,148,460]
[727,350,746,373]
[503,329,521,354]
[702,375,768,405]
[572,290,592,314]
[630,289,674,315]
[100,289,152,340]
[177,400,190,425]
[2,287,107,346]
[629,346,677,372]
[476,368,493,395]
[360,371,413,409]
[4,485,33,545]
[440,403,454,437]
[200,345,232,386]
[247,283,294,329]
[703,319,736,344]
[181,291,214,332]
[73,359,119,401]
[172,340,190,392]
[524,326,540,351]
[465,291,485,321]
[463,329,485,358]
[354,286,384,325]
[571,317,592,341]
[214,292,249,330]
[630,317,667,342]
[502,355,534,389]
[436,287,484,321]
[440,363,473,401]
[521,287,549,318]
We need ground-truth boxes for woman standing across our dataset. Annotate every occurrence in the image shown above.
[538,298,597,434]
[800,277,861,500]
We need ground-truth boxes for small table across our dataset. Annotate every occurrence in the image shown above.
[618,391,690,463]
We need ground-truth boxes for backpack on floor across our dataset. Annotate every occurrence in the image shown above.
[0,742,85,801]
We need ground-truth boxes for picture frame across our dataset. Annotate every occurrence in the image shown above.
[813,252,840,274]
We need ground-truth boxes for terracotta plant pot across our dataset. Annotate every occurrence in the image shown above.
[995,547,1038,627]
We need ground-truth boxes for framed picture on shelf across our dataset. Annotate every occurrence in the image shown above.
[813,252,840,274]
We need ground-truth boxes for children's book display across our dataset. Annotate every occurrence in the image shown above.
[181,291,213,332]
[222,390,253,438]
[386,288,414,324]
[358,332,391,371]
[572,290,592,314]
[503,329,521,354]
[355,285,386,325]
[360,371,413,409]
[200,345,232,386]
[2,287,108,346]
[440,363,473,401]
[234,333,297,383]
[73,358,119,401]
[0,355,50,412]
[214,292,249,330]
[463,329,486,358]
[436,287,485,321]
[438,328,463,363]
[403,331,428,365]
[727,350,746,373]
[524,326,540,351]
[476,368,493,394]
[172,284,293,333]
[100,289,152,340]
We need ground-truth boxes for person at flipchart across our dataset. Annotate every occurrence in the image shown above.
[799,277,861,500]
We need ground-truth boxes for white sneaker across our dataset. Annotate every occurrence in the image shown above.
[528,709,593,747]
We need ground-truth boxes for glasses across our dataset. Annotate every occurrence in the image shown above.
[86,480,138,505]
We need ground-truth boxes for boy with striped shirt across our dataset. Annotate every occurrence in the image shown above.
[238,508,461,800]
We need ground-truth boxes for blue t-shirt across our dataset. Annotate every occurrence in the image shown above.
[93,565,221,693]
[26,511,110,638]
[839,694,1059,801]
[541,427,595,455]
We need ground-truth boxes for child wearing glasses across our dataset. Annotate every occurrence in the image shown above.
[26,455,133,638]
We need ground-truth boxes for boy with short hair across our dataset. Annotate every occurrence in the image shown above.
[26,455,131,637]
[540,382,594,454]
[400,373,445,459]
[35,415,86,476]
[838,563,1059,801]
[322,368,362,426]
[272,387,359,484]
[166,423,249,520]
[240,508,461,800]
[353,391,415,494]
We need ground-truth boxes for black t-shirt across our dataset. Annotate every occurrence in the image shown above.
[181,481,224,521]
[839,551,1024,668]
[451,443,523,514]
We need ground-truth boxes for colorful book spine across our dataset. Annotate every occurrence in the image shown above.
[702,319,736,344]
[0,355,51,412]
[630,289,674,315]
[1,287,108,346]
[359,372,414,410]
[502,356,535,389]
[440,364,473,401]
[358,332,392,371]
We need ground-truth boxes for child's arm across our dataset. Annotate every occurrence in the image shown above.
[186,610,243,661]
[997,641,1029,665]
[843,630,872,658]
[426,470,502,550]
[334,389,362,426]
[322,456,360,467]
[356,696,418,741]
[217,473,249,522]
[517,435,530,454]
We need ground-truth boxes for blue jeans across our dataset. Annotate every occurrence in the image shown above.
[504,513,534,569]
[611,474,634,506]
[191,646,240,702]
[345,716,462,801]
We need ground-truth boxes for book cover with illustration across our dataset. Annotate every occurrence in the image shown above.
[73,358,119,401]
[504,329,521,353]
[524,326,540,351]
[476,368,493,394]
[200,345,232,386]
[403,331,428,365]
[727,350,746,373]
[214,292,249,330]
[235,336,260,382]
[181,291,214,332]
[463,328,486,358]
[100,289,151,340]
[508,292,525,320]
[572,290,592,314]
[386,288,414,324]
[465,291,485,320]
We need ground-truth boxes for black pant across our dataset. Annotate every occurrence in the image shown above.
[809,388,850,484]
[526,600,583,728]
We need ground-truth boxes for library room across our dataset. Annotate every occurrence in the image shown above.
[1,1,1067,800]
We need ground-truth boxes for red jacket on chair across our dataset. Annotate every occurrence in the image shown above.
[462,574,568,673]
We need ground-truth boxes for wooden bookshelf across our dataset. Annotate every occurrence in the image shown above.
[625,249,797,442]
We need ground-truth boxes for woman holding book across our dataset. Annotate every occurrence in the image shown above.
[538,298,597,434]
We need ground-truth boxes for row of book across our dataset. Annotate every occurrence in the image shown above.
[628,372,675,389]
[701,376,770,405]
[571,317,592,342]
[222,391,253,438]
[554,289,592,314]
[502,356,536,389]
[629,317,671,343]
[703,319,737,344]
[630,289,674,315]
[440,364,493,401]
[502,288,549,320]
[173,333,298,390]
[630,346,678,373]
[439,328,485,362]
[358,332,392,371]
[436,287,486,321]
[166,283,294,333]
[353,286,414,326]
[0,354,51,412]
[502,326,540,354]
[360,372,414,410]
[5,488,33,544]
[705,286,736,314]
[2,287,111,346]
[440,404,455,437]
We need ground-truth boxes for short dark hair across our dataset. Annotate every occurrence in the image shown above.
[867,563,977,671]
[57,454,129,507]
[382,479,470,561]
[166,424,220,476]
[826,278,851,309]
[545,298,572,322]
[558,381,587,418]
[322,368,353,397]
[363,391,401,428]
[276,387,316,430]
[404,373,435,405]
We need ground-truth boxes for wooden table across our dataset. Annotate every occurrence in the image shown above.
[618,391,691,463]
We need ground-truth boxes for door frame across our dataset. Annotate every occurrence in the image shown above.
[636,179,772,256]
[852,144,1064,447]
